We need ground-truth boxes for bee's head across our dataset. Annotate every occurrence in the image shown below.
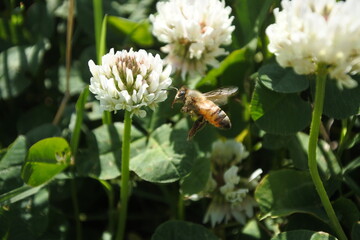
[172,86,188,108]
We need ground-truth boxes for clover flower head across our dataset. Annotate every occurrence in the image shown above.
[266,0,360,88]
[186,139,262,227]
[202,166,262,227]
[88,48,172,117]
[150,0,235,79]
[211,140,249,166]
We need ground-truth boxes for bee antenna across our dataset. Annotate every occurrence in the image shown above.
[165,86,178,92]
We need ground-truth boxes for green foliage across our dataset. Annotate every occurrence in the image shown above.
[0,136,27,194]
[196,47,254,89]
[250,82,312,135]
[152,220,218,240]
[352,222,360,240]
[258,63,309,93]
[181,157,210,195]
[107,16,154,47]
[321,78,360,119]
[21,137,71,186]
[0,40,49,99]
[255,169,327,222]
[0,188,49,240]
[332,198,359,231]
[271,230,337,240]
[0,0,359,239]
[76,122,141,180]
[130,120,195,183]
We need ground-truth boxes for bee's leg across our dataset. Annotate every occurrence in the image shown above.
[188,117,207,140]
[181,105,190,113]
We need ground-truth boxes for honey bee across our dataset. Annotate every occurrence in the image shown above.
[172,86,238,140]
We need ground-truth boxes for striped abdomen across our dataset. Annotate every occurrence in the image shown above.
[196,100,231,129]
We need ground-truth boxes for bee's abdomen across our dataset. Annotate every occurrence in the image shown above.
[199,103,231,129]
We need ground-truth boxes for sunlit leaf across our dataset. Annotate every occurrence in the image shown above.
[258,63,309,93]
[197,47,253,89]
[240,219,266,240]
[77,149,121,180]
[0,136,27,195]
[130,120,195,183]
[0,185,43,206]
[107,16,153,46]
[91,122,142,155]
[21,137,71,186]
[76,123,142,180]
[0,136,27,168]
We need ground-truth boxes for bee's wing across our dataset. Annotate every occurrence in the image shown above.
[203,86,238,106]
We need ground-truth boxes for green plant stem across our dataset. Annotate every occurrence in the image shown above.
[177,193,185,220]
[93,0,103,63]
[92,0,112,125]
[308,64,347,240]
[99,180,116,236]
[71,178,82,240]
[116,110,132,240]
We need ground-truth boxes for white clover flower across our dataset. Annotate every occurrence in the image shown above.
[88,48,172,117]
[223,166,241,186]
[211,140,249,166]
[185,139,262,227]
[203,197,232,227]
[231,196,258,224]
[266,0,360,88]
[224,189,248,203]
[203,167,262,227]
[150,0,235,79]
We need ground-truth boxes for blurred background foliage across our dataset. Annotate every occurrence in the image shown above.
[0,0,359,240]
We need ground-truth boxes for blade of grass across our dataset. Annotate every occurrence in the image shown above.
[93,0,112,124]
[99,15,112,124]
[70,87,89,156]
[52,0,75,125]
[92,2,114,237]
[93,0,103,63]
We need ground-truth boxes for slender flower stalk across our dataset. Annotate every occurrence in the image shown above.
[308,64,347,240]
[88,48,172,240]
[116,110,132,240]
